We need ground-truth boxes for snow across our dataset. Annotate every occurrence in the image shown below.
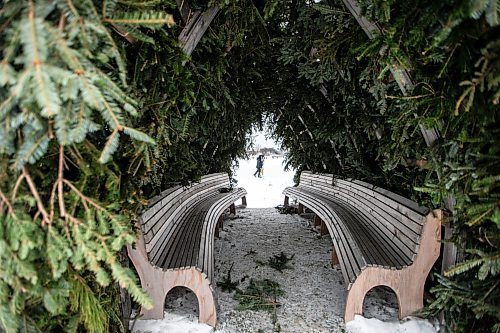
[346,315,439,333]
[131,312,213,333]
[233,157,295,208]
[131,157,439,332]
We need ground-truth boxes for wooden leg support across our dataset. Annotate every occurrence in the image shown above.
[128,238,217,326]
[298,203,304,214]
[229,203,236,215]
[314,214,321,227]
[331,246,339,267]
[320,220,328,236]
[284,196,289,205]
[344,210,442,322]
[241,196,247,207]
[218,215,223,230]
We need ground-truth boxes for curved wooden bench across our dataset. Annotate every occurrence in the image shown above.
[128,173,247,326]
[283,171,441,322]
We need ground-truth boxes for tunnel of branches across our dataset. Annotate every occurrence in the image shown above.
[0,1,498,332]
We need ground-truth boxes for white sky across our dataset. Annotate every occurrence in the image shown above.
[250,130,279,149]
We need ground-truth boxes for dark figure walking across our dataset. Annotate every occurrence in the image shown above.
[253,155,264,177]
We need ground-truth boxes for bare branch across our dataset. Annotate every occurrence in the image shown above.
[22,168,51,225]
[0,189,14,214]
[63,179,113,217]
[58,146,66,217]
[12,174,25,200]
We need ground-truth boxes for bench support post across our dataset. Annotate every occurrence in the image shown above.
[284,196,289,205]
[344,210,442,322]
[298,203,304,214]
[218,215,223,230]
[229,203,236,215]
[127,233,217,326]
[241,196,247,207]
[314,214,321,227]
[320,220,328,236]
[331,246,339,266]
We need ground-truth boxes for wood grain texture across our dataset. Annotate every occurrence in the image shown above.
[283,172,443,322]
[179,8,219,56]
[127,173,247,327]
[127,228,217,326]
[344,210,442,321]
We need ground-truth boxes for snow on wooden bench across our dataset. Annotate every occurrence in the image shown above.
[127,173,247,326]
[283,171,442,322]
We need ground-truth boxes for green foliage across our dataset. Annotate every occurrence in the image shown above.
[217,263,240,292]
[0,0,176,331]
[257,252,295,273]
[234,279,285,311]
[0,0,498,332]
[211,1,499,331]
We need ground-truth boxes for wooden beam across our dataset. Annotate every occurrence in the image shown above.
[179,7,219,56]
[341,0,440,147]
[176,0,191,24]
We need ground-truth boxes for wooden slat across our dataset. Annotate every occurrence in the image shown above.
[335,179,425,224]
[178,8,220,56]
[145,175,228,253]
[350,179,428,215]
[143,173,227,233]
[284,174,429,284]
[284,187,365,284]
[332,184,422,239]
[199,188,247,280]
[176,0,191,23]
[300,182,419,264]
[149,186,224,264]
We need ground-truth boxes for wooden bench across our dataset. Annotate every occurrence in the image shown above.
[127,173,247,326]
[283,171,442,322]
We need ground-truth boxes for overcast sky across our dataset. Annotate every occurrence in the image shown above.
[250,130,279,149]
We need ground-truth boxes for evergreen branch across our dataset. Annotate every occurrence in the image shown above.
[117,0,162,7]
[103,11,175,29]
[98,129,120,164]
[100,98,124,131]
[26,0,44,64]
[22,167,50,226]
[123,126,155,144]
[49,178,58,221]
[14,133,50,170]
[33,64,61,117]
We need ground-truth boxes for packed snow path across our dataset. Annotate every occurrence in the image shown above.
[214,207,345,332]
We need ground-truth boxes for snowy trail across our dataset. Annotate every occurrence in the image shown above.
[214,208,345,332]
[233,157,295,208]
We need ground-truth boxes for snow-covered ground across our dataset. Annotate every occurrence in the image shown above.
[233,157,295,208]
[131,157,439,333]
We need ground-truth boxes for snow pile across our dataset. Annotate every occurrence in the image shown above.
[131,312,213,333]
[346,315,438,333]
[234,157,295,208]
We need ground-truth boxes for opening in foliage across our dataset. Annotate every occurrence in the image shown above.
[0,0,497,332]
